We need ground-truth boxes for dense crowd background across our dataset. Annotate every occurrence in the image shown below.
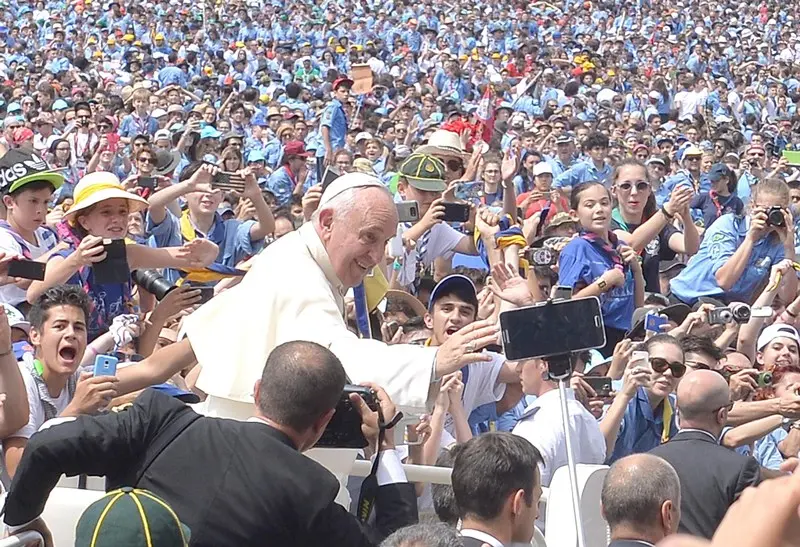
[4,0,800,545]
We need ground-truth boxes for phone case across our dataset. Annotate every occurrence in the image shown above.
[93,240,130,285]
[93,354,119,377]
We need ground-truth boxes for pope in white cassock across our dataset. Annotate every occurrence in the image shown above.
[121,173,500,421]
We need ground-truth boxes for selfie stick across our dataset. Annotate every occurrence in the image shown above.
[546,353,587,547]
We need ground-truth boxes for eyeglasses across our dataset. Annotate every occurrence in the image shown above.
[138,156,156,164]
[714,400,735,413]
[617,181,650,192]
[650,357,686,378]
[685,359,711,371]
[685,156,701,161]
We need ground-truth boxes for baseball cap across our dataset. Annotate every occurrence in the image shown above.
[428,274,478,312]
[707,163,733,182]
[52,99,69,111]
[757,324,800,351]
[199,126,222,139]
[154,129,171,142]
[2,303,29,334]
[75,487,190,547]
[332,77,354,90]
[355,131,372,143]
[246,150,266,164]
[283,140,309,158]
[399,153,446,192]
[555,135,574,145]
[533,162,553,177]
[0,149,63,195]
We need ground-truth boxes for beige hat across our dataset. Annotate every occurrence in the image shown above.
[352,157,377,175]
[319,172,387,207]
[414,130,466,160]
[64,172,149,221]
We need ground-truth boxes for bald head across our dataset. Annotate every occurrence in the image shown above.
[676,369,730,422]
[601,454,681,536]
[256,341,346,431]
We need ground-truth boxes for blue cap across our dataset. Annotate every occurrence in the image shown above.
[6,102,21,113]
[199,126,222,139]
[707,163,733,182]
[52,99,69,110]
[251,112,268,127]
[247,150,266,163]
[428,274,477,312]
[150,383,200,404]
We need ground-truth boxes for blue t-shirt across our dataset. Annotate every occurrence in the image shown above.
[670,213,785,305]
[557,237,636,331]
[608,387,678,463]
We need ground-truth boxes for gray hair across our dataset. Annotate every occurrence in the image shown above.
[601,454,680,533]
[380,523,462,547]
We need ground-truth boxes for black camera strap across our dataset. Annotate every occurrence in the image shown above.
[356,409,403,523]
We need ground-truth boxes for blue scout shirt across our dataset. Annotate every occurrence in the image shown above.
[145,210,262,284]
[316,98,348,158]
[670,213,785,305]
[554,160,612,189]
[608,387,678,463]
[557,236,636,331]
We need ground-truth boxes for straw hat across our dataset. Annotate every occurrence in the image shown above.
[414,130,467,160]
[64,172,148,221]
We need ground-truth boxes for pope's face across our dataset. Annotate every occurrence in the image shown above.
[319,188,397,288]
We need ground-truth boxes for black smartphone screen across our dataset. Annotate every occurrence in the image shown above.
[441,202,471,223]
[8,259,46,281]
[321,166,342,192]
[138,176,156,190]
[196,286,214,304]
[499,297,606,361]
[93,239,130,285]
[584,376,613,397]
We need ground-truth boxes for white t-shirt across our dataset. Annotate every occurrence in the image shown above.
[0,226,58,306]
[7,359,72,441]
[673,90,702,119]
[444,351,507,436]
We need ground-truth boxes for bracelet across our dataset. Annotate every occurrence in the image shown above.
[787,308,798,318]
[660,205,675,220]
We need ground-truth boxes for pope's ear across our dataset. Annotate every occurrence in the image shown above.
[318,206,334,230]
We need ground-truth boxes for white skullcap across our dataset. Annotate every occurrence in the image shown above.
[318,172,387,207]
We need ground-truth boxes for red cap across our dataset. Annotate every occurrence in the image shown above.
[283,140,309,159]
[332,77,354,90]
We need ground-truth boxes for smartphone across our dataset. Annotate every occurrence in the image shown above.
[396,200,420,223]
[584,376,613,398]
[316,385,378,448]
[321,166,342,192]
[190,285,214,304]
[213,171,245,192]
[644,312,668,334]
[630,350,650,373]
[93,354,119,377]
[441,202,471,223]
[138,176,156,190]
[92,239,130,285]
[551,285,573,301]
[499,297,606,361]
[7,259,46,281]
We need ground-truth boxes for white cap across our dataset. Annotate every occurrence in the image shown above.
[715,114,733,124]
[154,129,171,141]
[648,90,662,100]
[757,323,800,351]
[533,162,553,177]
[355,131,373,143]
[2,303,29,334]
[319,172,388,207]
[151,108,167,118]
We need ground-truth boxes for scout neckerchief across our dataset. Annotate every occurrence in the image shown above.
[180,209,226,244]
[579,229,625,272]
[661,397,673,444]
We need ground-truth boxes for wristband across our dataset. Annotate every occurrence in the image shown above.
[787,308,798,318]
[660,205,675,220]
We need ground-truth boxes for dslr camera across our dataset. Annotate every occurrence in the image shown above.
[766,206,786,228]
[316,385,379,449]
[131,269,177,301]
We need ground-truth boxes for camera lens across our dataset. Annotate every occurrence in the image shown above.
[767,207,786,227]
[730,304,751,323]
[758,371,773,387]
[131,269,177,300]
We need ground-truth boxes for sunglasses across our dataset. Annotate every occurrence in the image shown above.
[446,159,463,171]
[617,181,650,192]
[111,351,144,362]
[138,156,157,164]
[650,357,686,378]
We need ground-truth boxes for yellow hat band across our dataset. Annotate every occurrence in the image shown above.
[74,182,125,206]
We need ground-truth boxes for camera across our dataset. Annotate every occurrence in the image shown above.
[757,370,773,388]
[707,303,752,325]
[316,385,379,449]
[131,269,177,301]
[766,206,786,228]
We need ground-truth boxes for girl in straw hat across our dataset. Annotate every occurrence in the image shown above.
[27,172,217,341]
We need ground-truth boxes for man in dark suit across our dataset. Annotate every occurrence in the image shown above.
[601,453,682,547]
[451,433,543,547]
[649,369,761,539]
[3,341,418,547]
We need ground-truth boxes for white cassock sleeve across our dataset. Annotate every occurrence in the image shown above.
[185,231,437,417]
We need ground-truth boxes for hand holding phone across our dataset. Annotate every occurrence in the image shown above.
[92,239,130,285]
[93,354,119,377]
[441,202,471,223]
[7,259,46,281]
[644,312,668,335]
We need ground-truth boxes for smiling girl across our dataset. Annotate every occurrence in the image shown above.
[557,181,645,355]
[28,172,216,340]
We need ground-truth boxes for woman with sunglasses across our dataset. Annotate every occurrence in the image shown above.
[610,159,699,293]
[558,181,645,356]
[602,334,685,463]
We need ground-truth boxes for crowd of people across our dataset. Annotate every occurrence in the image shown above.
[3,0,800,544]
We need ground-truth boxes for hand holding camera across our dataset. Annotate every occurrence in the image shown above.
[350,382,397,452]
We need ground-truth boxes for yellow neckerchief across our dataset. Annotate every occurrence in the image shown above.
[661,396,674,444]
[180,209,199,242]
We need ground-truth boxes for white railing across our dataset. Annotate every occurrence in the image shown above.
[0,531,45,547]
